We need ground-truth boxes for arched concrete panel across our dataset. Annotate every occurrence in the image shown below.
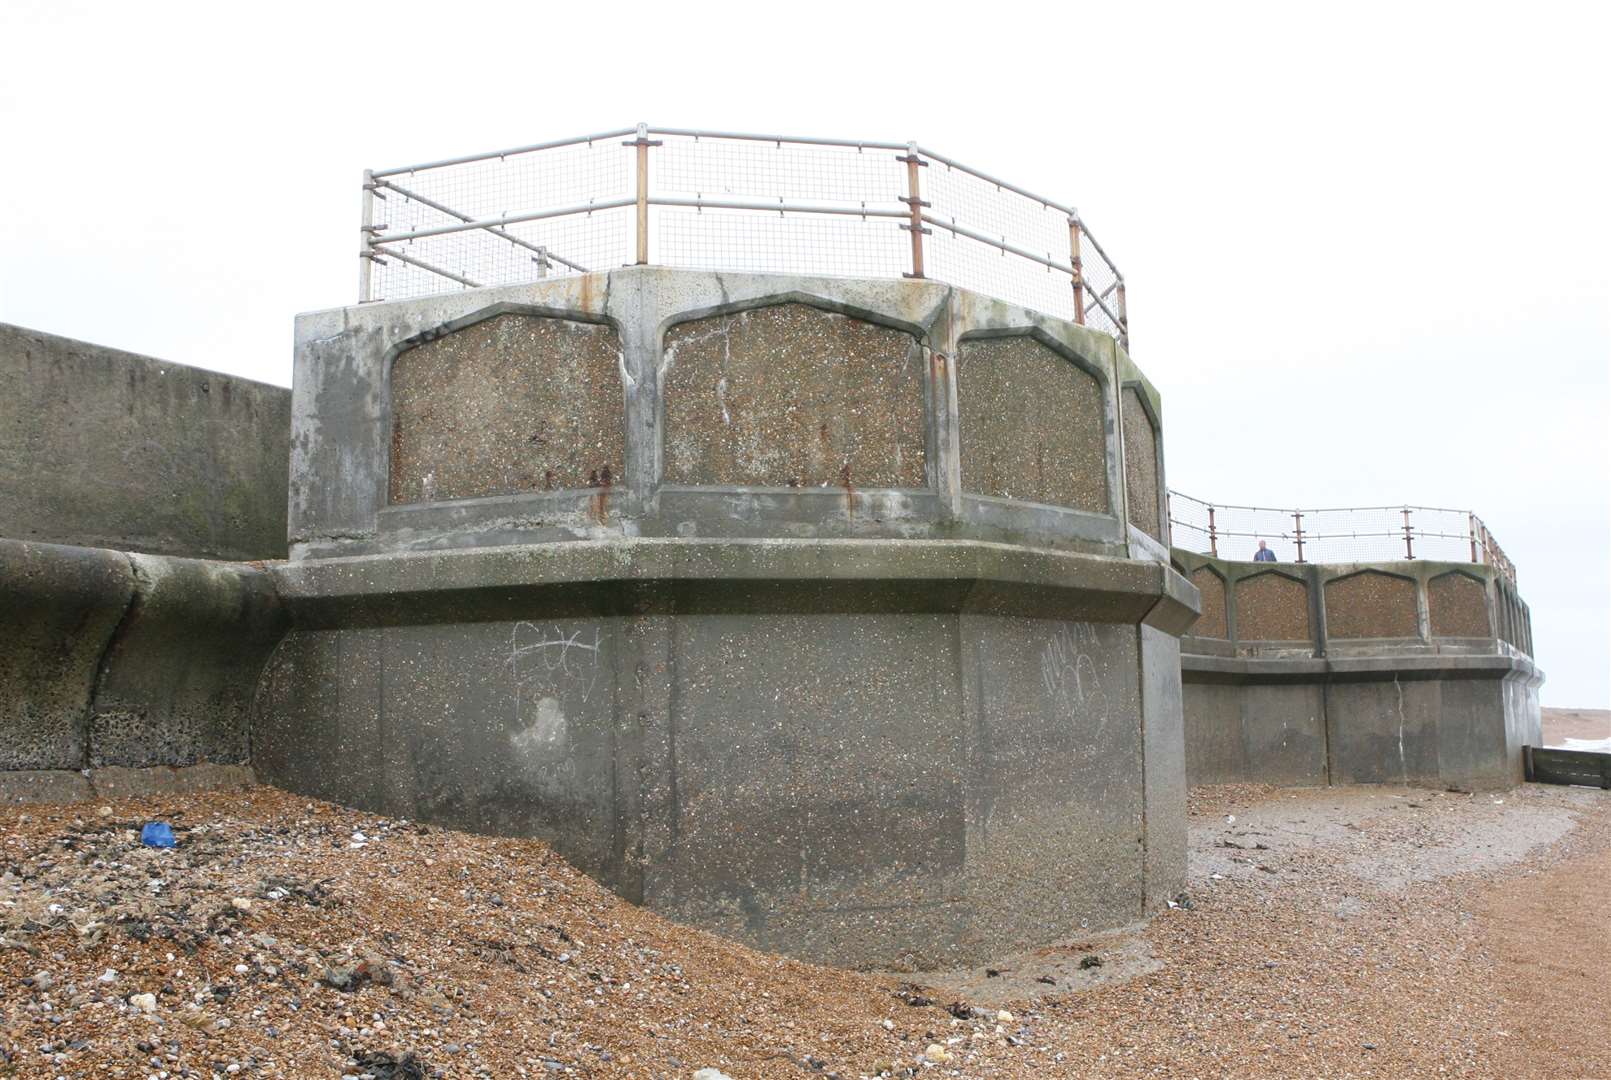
[1234,569,1311,644]
[1323,569,1419,640]
[660,303,927,490]
[1427,570,1491,638]
[955,333,1109,513]
[388,312,626,504]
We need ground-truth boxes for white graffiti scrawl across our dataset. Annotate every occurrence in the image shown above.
[1040,624,1109,737]
[505,623,603,781]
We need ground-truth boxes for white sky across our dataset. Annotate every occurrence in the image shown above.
[2,1,1606,706]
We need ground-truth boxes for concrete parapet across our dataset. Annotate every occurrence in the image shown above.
[0,324,291,560]
[1173,549,1542,791]
[288,266,1170,563]
[0,539,287,774]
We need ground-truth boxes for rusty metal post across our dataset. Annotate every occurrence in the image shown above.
[1402,507,1414,559]
[1207,504,1218,557]
[898,142,930,278]
[1293,511,1305,563]
[625,123,661,265]
[358,169,376,302]
[1068,216,1086,325]
[1116,280,1129,351]
[1468,512,1479,563]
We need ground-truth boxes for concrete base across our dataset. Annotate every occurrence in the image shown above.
[1182,653,1543,791]
[0,763,256,805]
[253,537,1194,970]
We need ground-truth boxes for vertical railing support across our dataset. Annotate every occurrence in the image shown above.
[1468,512,1479,563]
[358,169,376,303]
[1116,280,1129,351]
[1207,504,1219,557]
[1402,507,1415,560]
[1293,511,1306,563]
[1068,216,1086,325]
[898,142,930,279]
[625,122,661,266]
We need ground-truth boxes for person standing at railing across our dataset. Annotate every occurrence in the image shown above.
[1253,540,1277,562]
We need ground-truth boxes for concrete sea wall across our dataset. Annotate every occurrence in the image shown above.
[1174,549,1541,791]
[254,266,1198,968]
[0,323,290,560]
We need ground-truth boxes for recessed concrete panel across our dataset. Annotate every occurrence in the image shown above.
[388,313,625,503]
[1324,570,1418,640]
[961,617,1143,955]
[1428,571,1490,638]
[1326,679,1442,786]
[1188,566,1228,638]
[661,304,926,489]
[1122,386,1162,542]
[1234,571,1311,643]
[957,336,1107,512]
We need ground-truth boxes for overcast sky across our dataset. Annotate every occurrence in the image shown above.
[3,2,1606,706]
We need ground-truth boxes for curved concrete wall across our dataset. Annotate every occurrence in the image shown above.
[1174,549,1541,791]
[259,267,1197,969]
[0,538,286,798]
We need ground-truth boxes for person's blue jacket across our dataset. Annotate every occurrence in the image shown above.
[1253,547,1277,562]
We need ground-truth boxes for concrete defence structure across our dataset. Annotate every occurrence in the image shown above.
[0,323,291,561]
[0,270,1548,971]
[1174,549,1541,791]
[252,267,1197,969]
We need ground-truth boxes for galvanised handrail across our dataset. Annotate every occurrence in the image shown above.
[359,124,1128,347]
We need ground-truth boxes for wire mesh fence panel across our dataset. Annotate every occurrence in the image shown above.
[653,136,905,206]
[652,207,910,280]
[368,138,632,301]
[920,159,1077,322]
[361,126,1130,343]
[923,224,1078,323]
[1077,229,1124,339]
[647,135,910,279]
[1170,491,1510,579]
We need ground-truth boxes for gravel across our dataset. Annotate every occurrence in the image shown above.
[3,780,1607,1078]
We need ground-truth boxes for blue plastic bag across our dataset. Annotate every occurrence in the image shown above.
[140,822,176,848]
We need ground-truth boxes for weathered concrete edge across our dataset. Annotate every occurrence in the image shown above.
[271,537,1201,628]
[0,764,257,806]
[1181,651,1544,685]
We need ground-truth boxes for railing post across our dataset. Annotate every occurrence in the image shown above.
[898,142,930,279]
[358,169,376,303]
[1402,507,1414,560]
[1468,513,1479,563]
[1207,504,1218,557]
[534,246,550,279]
[1068,216,1086,325]
[625,123,661,266]
[1116,280,1129,351]
[1293,510,1305,563]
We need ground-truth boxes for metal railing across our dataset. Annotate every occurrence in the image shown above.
[358,124,1128,347]
[1168,491,1517,584]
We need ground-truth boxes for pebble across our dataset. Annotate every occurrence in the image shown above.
[692,1071,736,1080]
[130,992,157,1013]
[923,1043,953,1063]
